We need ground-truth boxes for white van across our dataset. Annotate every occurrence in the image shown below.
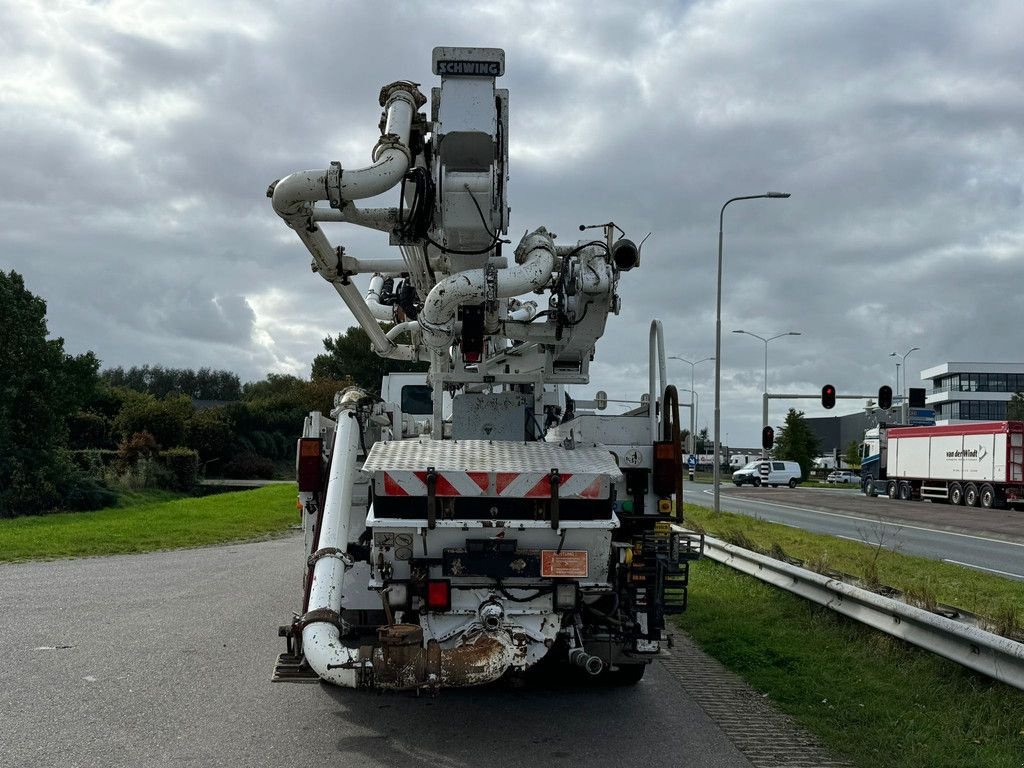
[732,460,802,488]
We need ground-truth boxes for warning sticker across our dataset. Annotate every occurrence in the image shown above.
[541,550,589,578]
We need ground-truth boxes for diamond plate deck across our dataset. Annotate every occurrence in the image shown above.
[363,439,622,477]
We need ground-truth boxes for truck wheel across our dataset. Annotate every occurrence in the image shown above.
[886,481,898,499]
[733,482,742,487]
[605,664,647,685]
[898,482,912,501]
[980,484,995,509]
[862,476,876,497]
[949,483,963,505]
[788,478,798,488]
[964,483,979,507]
[752,478,761,487]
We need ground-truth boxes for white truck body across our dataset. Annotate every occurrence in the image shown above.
[862,421,1024,507]
[889,423,1023,484]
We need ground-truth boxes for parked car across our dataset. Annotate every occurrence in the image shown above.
[732,460,802,488]
[826,470,860,484]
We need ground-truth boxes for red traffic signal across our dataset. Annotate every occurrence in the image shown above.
[821,384,836,409]
[761,426,775,450]
[878,385,893,410]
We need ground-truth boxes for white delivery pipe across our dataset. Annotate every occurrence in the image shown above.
[366,274,396,322]
[418,228,557,350]
[271,84,421,223]
[302,402,364,687]
[339,254,409,274]
[313,204,399,234]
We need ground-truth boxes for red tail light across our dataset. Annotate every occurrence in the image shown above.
[426,580,452,611]
[296,438,322,492]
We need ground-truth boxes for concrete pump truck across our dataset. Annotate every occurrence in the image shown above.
[268,47,701,690]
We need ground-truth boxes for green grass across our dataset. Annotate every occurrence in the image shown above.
[677,500,1024,766]
[678,561,1024,768]
[0,484,299,562]
[682,503,1024,630]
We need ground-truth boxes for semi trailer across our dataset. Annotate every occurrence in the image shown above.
[268,47,702,690]
[861,421,1024,508]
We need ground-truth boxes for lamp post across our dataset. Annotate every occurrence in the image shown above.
[891,347,920,422]
[731,329,800,454]
[669,355,714,453]
[714,192,790,514]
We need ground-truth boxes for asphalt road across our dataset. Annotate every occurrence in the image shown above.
[685,482,1024,581]
[0,534,801,768]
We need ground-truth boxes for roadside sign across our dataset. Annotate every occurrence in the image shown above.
[909,408,935,426]
[687,455,697,468]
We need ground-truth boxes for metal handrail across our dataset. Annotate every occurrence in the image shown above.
[702,536,1024,691]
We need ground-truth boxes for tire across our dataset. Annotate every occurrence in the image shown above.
[949,483,963,505]
[964,483,979,507]
[752,477,761,487]
[862,475,877,497]
[898,481,912,501]
[604,663,647,685]
[887,481,898,499]
[733,482,742,487]
[788,478,798,488]
[980,484,995,509]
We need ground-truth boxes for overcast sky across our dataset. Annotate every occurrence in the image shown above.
[3,0,1022,447]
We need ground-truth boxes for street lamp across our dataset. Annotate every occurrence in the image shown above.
[669,355,714,453]
[714,192,791,514]
[891,347,921,422]
[731,329,800,454]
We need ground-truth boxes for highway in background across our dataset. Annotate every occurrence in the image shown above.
[683,483,1024,581]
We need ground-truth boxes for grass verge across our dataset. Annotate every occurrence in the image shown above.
[0,484,299,562]
[678,501,1024,766]
[682,503,1024,631]
[678,561,1024,768]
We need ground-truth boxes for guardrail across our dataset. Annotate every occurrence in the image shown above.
[702,535,1024,692]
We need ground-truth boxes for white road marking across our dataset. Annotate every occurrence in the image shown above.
[942,559,1024,579]
[697,488,1024,549]
[836,534,869,544]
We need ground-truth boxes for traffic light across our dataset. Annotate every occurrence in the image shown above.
[878,385,893,410]
[821,384,836,409]
[908,387,926,408]
[761,426,775,450]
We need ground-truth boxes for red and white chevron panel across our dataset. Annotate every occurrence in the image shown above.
[382,470,488,497]
[377,470,607,499]
[495,472,605,499]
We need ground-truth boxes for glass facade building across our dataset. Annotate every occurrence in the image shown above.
[920,363,1024,424]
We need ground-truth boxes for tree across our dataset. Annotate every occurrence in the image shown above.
[112,392,193,448]
[773,408,821,481]
[1008,392,1024,421]
[843,440,862,470]
[101,365,241,400]
[0,270,99,515]
[312,325,427,392]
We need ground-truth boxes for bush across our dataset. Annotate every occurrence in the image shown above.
[117,431,159,466]
[106,457,172,491]
[113,393,192,447]
[223,452,275,480]
[68,411,109,449]
[70,449,119,474]
[161,447,199,491]
[62,472,118,511]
